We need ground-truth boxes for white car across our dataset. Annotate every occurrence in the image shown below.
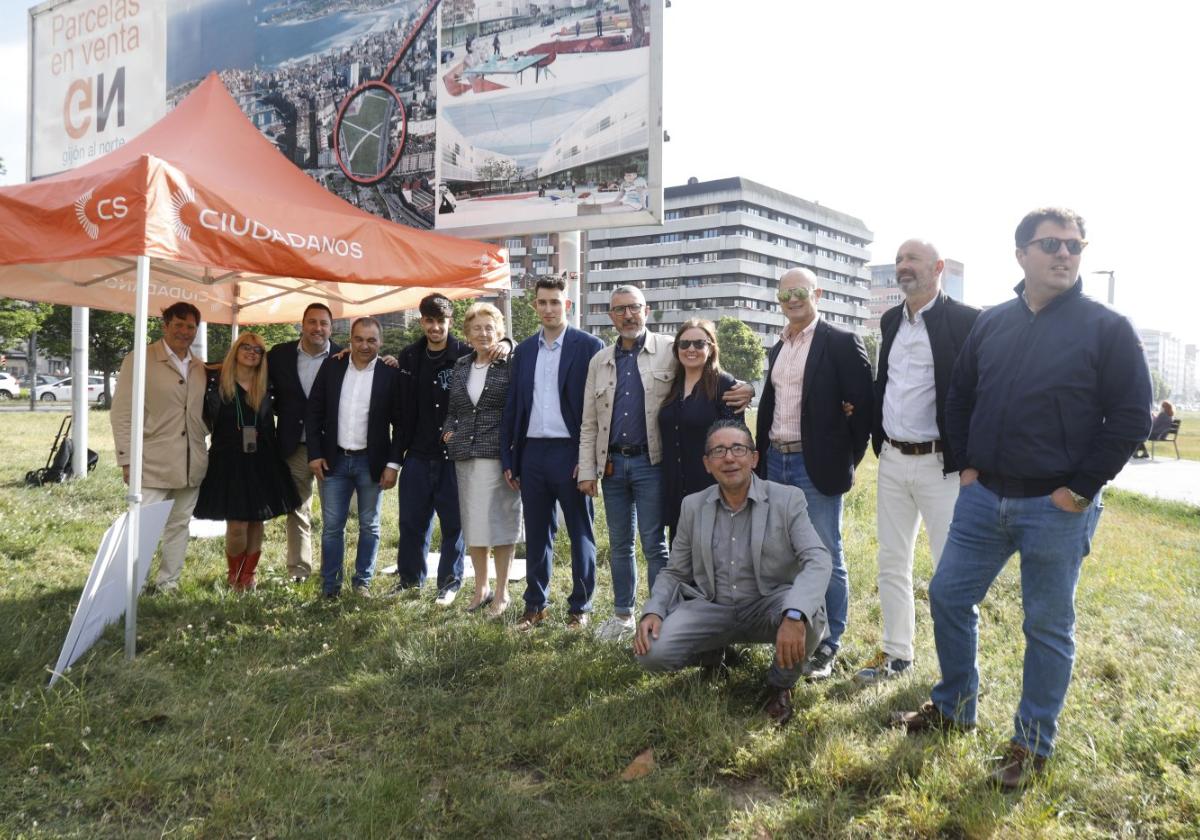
[35,375,111,408]
[0,371,18,399]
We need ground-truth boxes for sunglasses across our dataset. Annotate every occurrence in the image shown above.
[238,344,265,356]
[1024,237,1088,256]
[677,339,710,351]
[776,287,812,303]
[704,443,753,459]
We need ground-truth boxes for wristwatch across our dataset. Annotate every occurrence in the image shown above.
[1067,489,1091,510]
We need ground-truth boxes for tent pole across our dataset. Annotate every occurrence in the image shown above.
[231,282,240,341]
[71,307,89,477]
[125,256,150,661]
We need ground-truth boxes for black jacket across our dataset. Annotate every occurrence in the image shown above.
[267,339,341,458]
[872,291,981,474]
[395,334,473,460]
[945,279,1152,499]
[755,319,874,496]
[305,355,403,482]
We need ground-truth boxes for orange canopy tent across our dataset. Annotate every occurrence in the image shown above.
[0,73,509,323]
[0,74,510,666]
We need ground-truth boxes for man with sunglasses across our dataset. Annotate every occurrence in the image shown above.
[856,241,979,685]
[634,420,831,726]
[755,267,874,680]
[579,285,753,642]
[892,208,1152,789]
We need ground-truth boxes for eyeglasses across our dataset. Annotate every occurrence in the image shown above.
[238,345,265,356]
[677,339,711,351]
[1024,237,1088,256]
[776,287,812,303]
[609,303,645,315]
[704,443,754,459]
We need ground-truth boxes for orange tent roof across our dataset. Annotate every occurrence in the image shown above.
[0,74,509,324]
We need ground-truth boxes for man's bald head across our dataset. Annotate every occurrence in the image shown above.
[777,267,821,329]
[778,267,818,290]
[894,239,944,307]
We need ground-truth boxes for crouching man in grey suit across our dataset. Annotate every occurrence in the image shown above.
[634,420,831,725]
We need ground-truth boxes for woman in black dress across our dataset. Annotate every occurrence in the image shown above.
[659,319,738,540]
[195,332,299,591]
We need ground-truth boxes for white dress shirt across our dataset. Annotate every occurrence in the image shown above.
[164,340,191,379]
[882,297,940,443]
[337,357,377,451]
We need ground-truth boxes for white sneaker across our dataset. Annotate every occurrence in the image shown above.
[435,586,460,607]
[595,614,636,642]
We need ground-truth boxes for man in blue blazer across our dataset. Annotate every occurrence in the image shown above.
[755,267,873,680]
[306,317,404,598]
[501,276,604,629]
[268,303,341,582]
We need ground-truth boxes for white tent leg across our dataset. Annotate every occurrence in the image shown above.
[559,231,581,330]
[125,256,150,660]
[71,306,89,478]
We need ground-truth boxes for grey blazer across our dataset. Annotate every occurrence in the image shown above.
[643,474,832,623]
[444,353,512,461]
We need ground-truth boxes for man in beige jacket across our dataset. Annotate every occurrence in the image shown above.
[111,302,210,593]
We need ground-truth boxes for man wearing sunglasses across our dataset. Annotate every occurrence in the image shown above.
[755,267,874,680]
[579,285,753,642]
[856,241,980,686]
[892,208,1152,789]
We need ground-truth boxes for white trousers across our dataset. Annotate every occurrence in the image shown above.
[142,485,201,588]
[875,441,959,662]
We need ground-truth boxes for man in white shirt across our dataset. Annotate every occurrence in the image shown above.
[857,240,979,684]
[111,302,210,594]
[306,317,403,598]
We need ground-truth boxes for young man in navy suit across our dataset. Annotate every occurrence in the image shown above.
[501,276,604,630]
[306,317,403,598]
[268,303,340,582]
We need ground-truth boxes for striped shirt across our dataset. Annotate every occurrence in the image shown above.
[769,314,819,445]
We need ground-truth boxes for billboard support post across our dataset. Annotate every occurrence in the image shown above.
[71,307,89,476]
[559,231,582,330]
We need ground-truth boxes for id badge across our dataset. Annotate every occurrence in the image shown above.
[242,426,258,453]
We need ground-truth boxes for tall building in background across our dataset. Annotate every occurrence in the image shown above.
[585,177,872,347]
[1139,328,1186,398]
[867,257,965,332]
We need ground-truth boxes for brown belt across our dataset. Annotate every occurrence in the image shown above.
[887,438,944,456]
[772,440,803,454]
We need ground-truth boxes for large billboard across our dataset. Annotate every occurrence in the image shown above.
[28,0,662,239]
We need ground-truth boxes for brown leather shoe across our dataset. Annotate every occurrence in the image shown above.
[990,741,1047,790]
[763,687,794,726]
[565,612,589,629]
[516,608,550,632]
[890,700,970,733]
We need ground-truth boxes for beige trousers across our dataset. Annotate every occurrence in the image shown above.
[284,445,318,577]
[142,485,201,589]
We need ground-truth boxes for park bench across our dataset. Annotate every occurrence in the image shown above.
[1150,418,1183,460]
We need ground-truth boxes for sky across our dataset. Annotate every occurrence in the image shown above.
[3,1,1199,345]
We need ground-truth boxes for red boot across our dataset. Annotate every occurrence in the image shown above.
[236,551,261,592]
[226,553,244,588]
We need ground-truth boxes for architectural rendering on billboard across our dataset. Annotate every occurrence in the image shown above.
[435,0,662,237]
[28,0,661,238]
[28,0,167,179]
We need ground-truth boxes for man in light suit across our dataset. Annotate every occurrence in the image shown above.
[306,317,403,598]
[501,276,604,630]
[112,302,210,594]
[635,421,831,725]
[755,267,873,680]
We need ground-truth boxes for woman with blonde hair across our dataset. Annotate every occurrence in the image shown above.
[194,331,299,590]
[443,302,523,617]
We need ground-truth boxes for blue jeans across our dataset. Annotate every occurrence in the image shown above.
[601,452,668,616]
[396,455,464,592]
[767,447,848,649]
[929,480,1103,757]
[319,453,385,595]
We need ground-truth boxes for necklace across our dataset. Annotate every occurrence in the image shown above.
[471,361,489,370]
[425,345,447,360]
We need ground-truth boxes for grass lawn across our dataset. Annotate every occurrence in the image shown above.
[2,411,1198,838]
[1165,410,1200,461]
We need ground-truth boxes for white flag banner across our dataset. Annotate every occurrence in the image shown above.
[48,500,173,687]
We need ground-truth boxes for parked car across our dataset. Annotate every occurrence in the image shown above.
[35,375,111,408]
[0,371,19,399]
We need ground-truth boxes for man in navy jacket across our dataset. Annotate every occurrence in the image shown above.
[306,317,404,598]
[893,207,1152,790]
[501,277,604,628]
[755,267,873,680]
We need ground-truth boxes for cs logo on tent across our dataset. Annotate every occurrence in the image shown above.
[168,186,197,241]
[74,189,128,240]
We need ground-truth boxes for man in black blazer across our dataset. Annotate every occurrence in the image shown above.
[268,303,341,583]
[501,277,604,629]
[856,240,980,686]
[755,267,873,679]
[306,317,403,598]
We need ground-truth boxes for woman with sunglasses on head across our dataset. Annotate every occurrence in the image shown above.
[659,319,740,541]
[194,332,299,592]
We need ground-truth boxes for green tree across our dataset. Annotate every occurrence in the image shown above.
[508,292,540,343]
[38,306,136,407]
[0,299,50,349]
[715,317,766,383]
[863,331,880,377]
[206,324,298,362]
[1151,369,1171,402]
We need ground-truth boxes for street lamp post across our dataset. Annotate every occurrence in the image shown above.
[1091,270,1115,306]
